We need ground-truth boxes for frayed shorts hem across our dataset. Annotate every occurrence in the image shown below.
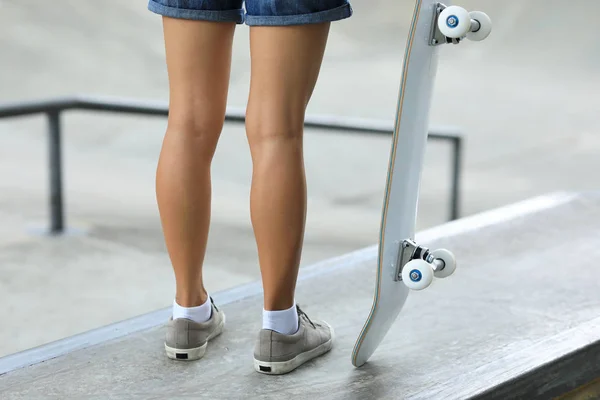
[148,1,352,26]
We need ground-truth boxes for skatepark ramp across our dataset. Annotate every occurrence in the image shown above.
[1,191,599,399]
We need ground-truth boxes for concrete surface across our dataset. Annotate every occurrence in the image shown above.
[1,192,599,399]
[1,0,600,357]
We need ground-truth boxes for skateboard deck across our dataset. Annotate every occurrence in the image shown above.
[351,0,491,367]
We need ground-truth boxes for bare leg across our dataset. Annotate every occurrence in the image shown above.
[245,23,331,311]
[156,17,236,307]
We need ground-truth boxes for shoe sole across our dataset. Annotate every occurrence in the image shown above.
[253,321,335,375]
[164,313,226,361]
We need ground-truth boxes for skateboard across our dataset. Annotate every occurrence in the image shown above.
[351,0,492,367]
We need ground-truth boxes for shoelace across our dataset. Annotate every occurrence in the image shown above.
[296,305,316,329]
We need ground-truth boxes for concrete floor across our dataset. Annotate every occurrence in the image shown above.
[1,192,599,399]
[1,0,600,356]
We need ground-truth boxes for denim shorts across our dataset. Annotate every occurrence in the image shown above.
[148,0,352,26]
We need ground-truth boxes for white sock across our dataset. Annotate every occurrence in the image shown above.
[262,302,299,335]
[172,296,212,323]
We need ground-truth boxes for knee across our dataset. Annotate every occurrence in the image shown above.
[245,106,304,148]
[166,110,224,161]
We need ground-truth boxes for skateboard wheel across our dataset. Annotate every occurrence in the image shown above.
[431,249,456,278]
[402,260,433,290]
[466,11,492,41]
[438,6,470,39]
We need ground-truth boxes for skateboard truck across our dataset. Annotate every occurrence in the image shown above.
[430,3,492,46]
[393,239,456,290]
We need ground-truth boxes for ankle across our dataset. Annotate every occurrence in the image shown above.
[175,288,208,307]
[263,297,295,311]
[172,295,212,323]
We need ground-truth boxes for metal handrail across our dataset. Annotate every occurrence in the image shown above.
[0,95,463,234]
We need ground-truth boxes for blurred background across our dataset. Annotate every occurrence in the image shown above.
[1,0,598,358]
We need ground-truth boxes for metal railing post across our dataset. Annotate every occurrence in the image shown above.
[450,137,462,221]
[47,111,64,234]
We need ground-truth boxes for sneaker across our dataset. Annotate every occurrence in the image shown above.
[253,306,334,374]
[164,298,225,361]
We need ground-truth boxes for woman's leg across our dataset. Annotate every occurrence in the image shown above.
[156,17,236,309]
[247,21,355,374]
[245,23,330,314]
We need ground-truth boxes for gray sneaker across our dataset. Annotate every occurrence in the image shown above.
[253,306,334,375]
[164,298,225,361]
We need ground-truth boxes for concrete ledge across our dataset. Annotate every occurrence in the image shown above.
[0,192,574,377]
[419,315,600,399]
[2,191,598,400]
